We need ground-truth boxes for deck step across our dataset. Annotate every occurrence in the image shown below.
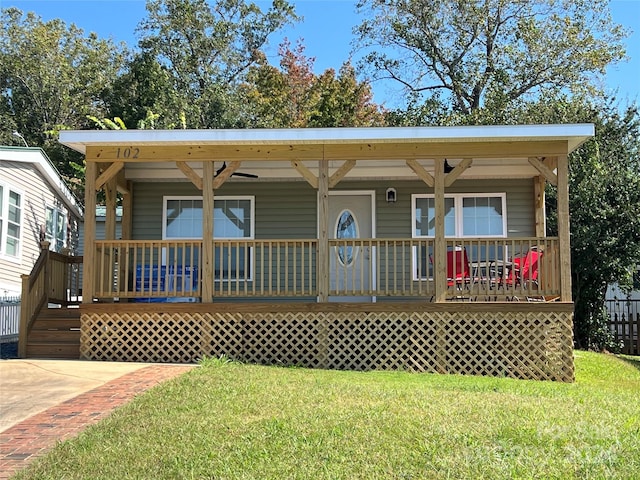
[26,307,81,360]
[26,342,80,359]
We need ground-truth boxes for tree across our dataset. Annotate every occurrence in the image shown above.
[243,40,385,128]
[136,0,297,128]
[355,0,628,114]
[0,7,125,182]
[105,51,182,129]
[523,97,640,350]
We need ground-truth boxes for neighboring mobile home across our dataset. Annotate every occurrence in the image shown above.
[31,125,592,381]
[0,146,83,297]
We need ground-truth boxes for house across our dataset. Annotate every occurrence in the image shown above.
[0,146,83,297]
[23,125,593,381]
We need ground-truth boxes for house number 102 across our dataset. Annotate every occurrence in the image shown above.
[116,147,140,159]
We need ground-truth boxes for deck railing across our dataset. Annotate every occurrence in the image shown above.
[19,243,83,356]
[93,237,560,301]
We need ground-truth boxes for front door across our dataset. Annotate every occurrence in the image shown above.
[328,192,375,302]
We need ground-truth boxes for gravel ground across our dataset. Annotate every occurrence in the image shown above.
[0,342,18,359]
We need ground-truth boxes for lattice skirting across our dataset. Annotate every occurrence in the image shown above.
[80,305,575,382]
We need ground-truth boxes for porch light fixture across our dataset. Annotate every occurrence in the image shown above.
[386,187,397,203]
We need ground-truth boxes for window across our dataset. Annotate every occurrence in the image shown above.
[0,185,22,258]
[336,209,358,266]
[45,206,67,252]
[163,196,254,280]
[412,193,507,238]
[411,193,507,279]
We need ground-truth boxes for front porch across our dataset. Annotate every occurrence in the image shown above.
[55,124,594,381]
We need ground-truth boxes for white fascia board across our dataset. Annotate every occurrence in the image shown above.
[59,124,595,155]
[0,147,84,218]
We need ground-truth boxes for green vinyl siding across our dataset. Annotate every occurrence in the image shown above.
[133,179,534,240]
[131,179,534,301]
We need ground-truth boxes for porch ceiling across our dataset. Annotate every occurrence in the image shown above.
[122,158,545,181]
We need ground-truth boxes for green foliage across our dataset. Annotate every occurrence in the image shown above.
[243,40,385,128]
[0,7,125,194]
[135,0,298,128]
[87,116,127,130]
[523,97,640,350]
[355,0,628,113]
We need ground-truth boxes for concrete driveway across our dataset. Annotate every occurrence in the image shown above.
[0,359,149,432]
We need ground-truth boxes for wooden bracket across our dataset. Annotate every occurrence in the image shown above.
[329,160,356,188]
[95,162,124,191]
[444,158,472,187]
[291,160,318,189]
[212,161,241,189]
[176,161,203,190]
[528,157,557,186]
[406,159,434,187]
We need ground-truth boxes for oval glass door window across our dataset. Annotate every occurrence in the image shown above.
[336,209,358,266]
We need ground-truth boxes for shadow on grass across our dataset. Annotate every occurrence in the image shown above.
[619,354,640,373]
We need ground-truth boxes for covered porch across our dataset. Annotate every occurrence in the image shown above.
[59,124,593,381]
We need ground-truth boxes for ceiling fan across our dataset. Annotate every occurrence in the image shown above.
[215,162,259,179]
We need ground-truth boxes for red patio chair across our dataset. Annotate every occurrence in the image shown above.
[503,247,543,289]
[446,247,472,288]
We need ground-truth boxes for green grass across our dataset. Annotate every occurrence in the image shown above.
[13,352,640,480]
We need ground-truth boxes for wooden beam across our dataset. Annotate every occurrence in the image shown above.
[83,162,97,304]
[85,140,570,163]
[434,159,446,302]
[291,160,318,189]
[329,160,356,188]
[556,154,572,301]
[528,157,557,186]
[534,176,546,237]
[95,162,124,191]
[317,159,329,302]
[444,158,473,187]
[406,159,434,187]
[176,161,203,190]
[116,169,129,195]
[212,160,241,190]
[118,181,133,296]
[202,161,214,302]
[105,177,117,241]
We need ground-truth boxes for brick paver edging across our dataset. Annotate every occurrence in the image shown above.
[0,365,194,479]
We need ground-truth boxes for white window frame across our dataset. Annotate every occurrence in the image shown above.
[411,193,507,238]
[0,183,24,262]
[411,193,507,280]
[162,195,255,281]
[45,205,67,252]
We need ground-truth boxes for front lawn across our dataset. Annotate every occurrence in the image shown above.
[13,352,640,479]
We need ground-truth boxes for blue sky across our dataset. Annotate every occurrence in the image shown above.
[3,0,639,108]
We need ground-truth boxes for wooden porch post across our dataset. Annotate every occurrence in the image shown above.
[121,181,133,241]
[534,176,546,238]
[104,169,117,241]
[434,158,447,302]
[318,157,329,302]
[83,161,97,304]
[119,181,133,299]
[557,154,572,301]
[202,161,215,302]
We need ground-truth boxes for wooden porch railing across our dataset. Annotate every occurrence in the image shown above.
[19,243,83,357]
[92,237,561,301]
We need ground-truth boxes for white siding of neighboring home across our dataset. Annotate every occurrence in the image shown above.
[0,159,80,296]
